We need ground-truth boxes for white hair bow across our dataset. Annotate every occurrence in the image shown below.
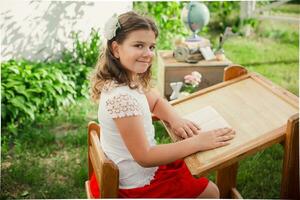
[103,13,121,40]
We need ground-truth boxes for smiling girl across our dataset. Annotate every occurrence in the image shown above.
[90,11,235,198]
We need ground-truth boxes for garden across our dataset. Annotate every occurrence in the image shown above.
[1,1,299,199]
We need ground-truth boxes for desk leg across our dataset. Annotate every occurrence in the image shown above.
[280,114,299,199]
[216,162,239,198]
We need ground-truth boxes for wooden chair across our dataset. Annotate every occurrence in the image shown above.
[85,121,119,198]
[85,115,160,198]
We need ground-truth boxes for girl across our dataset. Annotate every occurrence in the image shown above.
[90,11,235,198]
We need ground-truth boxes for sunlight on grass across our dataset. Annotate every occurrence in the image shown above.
[224,37,299,96]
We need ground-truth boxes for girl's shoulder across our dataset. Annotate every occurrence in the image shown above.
[100,81,145,118]
[102,80,144,95]
[102,80,126,93]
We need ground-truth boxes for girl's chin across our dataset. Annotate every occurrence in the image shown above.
[137,70,148,74]
[136,65,150,73]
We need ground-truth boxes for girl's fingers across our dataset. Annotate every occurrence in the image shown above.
[183,126,194,137]
[215,128,234,136]
[217,141,230,147]
[187,122,200,135]
[177,128,188,139]
[190,121,201,131]
[216,134,235,142]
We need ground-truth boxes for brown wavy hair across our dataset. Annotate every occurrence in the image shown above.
[90,11,159,101]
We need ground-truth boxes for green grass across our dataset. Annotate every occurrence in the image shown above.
[271,3,300,15]
[237,144,284,198]
[1,98,97,199]
[224,37,299,96]
[0,99,171,199]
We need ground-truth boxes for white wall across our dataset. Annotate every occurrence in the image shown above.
[0,0,132,61]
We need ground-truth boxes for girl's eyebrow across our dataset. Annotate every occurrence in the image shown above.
[133,41,156,45]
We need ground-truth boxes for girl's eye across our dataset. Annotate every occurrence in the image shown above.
[135,44,143,49]
[150,46,156,51]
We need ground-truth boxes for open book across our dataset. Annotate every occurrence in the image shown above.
[183,106,231,132]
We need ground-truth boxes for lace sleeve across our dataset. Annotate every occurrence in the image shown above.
[105,93,143,118]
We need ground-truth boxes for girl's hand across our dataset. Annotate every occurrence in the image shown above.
[196,127,236,151]
[169,118,201,139]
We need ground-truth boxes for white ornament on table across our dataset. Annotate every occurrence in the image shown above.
[169,82,183,100]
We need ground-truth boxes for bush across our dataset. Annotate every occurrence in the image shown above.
[207,1,240,32]
[134,2,187,50]
[1,60,76,134]
[61,28,101,68]
[59,28,102,97]
[51,61,91,99]
[133,1,241,49]
[1,29,102,134]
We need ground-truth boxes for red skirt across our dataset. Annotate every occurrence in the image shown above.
[89,159,209,198]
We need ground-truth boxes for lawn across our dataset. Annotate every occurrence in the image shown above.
[1,4,299,199]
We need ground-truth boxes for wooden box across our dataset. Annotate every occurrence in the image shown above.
[155,50,232,99]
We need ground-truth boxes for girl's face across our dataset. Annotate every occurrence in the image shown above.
[112,29,156,75]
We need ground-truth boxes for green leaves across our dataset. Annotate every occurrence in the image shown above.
[62,28,101,68]
[58,28,101,97]
[133,2,241,49]
[1,28,101,135]
[1,60,77,131]
[134,2,188,50]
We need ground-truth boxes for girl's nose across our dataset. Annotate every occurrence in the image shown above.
[143,48,154,58]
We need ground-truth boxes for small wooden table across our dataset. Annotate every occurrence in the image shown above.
[162,66,299,199]
[155,50,232,99]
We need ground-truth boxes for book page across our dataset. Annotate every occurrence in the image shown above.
[183,106,231,132]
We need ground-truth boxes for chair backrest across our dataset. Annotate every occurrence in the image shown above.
[87,121,119,198]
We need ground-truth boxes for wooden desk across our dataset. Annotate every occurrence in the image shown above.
[162,66,299,199]
[156,50,232,99]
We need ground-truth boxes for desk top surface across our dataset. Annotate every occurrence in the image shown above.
[164,72,299,176]
[158,50,232,67]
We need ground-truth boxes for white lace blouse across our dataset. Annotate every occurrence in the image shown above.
[98,82,158,189]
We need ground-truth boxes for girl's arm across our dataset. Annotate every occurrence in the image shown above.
[145,89,200,138]
[114,115,235,168]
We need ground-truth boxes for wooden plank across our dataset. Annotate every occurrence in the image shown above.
[101,162,119,198]
[216,163,238,198]
[159,50,232,67]
[88,124,119,198]
[281,114,299,199]
[90,131,106,163]
[250,73,299,108]
[170,73,251,106]
[87,122,100,179]
[89,145,103,194]
[185,126,285,177]
[88,121,100,137]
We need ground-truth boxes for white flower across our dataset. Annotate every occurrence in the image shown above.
[191,71,202,82]
[103,13,121,40]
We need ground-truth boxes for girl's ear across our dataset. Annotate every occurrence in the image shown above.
[111,41,120,58]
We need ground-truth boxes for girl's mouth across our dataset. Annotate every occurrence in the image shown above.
[137,59,151,64]
[137,61,150,66]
